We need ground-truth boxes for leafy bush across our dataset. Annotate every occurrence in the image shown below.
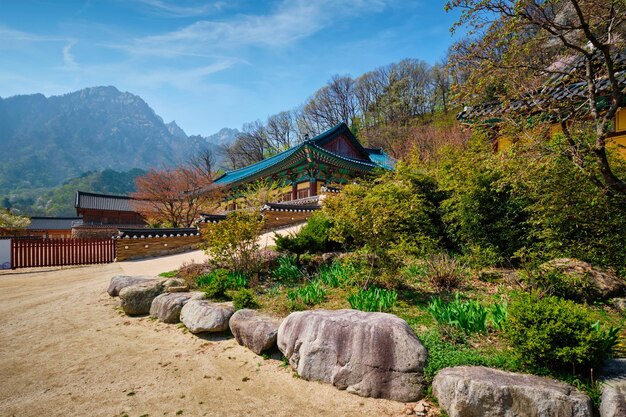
[519,265,597,302]
[272,255,303,282]
[232,288,258,310]
[274,212,337,255]
[287,281,326,309]
[347,287,398,312]
[425,253,465,291]
[428,293,507,333]
[322,164,443,263]
[504,293,620,372]
[436,136,529,266]
[200,269,248,300]
[202,211,263,275]
[158,270,177,278]
[316,261,356,288]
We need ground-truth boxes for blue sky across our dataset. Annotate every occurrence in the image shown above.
[0,1,463,136]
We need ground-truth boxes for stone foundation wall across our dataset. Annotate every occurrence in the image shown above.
[115,235,202,261]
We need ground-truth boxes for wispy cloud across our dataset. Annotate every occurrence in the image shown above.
[135,0,227,18]
[62,40,78,67]
[112,0,392,57]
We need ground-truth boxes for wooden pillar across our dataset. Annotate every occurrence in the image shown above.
[309,178,317,197]
[292,182,298,201]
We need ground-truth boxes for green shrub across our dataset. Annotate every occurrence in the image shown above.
[201,269,248,300]
[322,164,443,261]
[316,261,356,288]
[272,255,303,282]
[158,270,177,278]
[428,293,507,333]
[504,293,620,372]
[275,212,337,254]
[202,211,263,275]
[347,287,398,312]
[287,281,326,309]
[232,288,258,310]
[519,265,597,302]
[425,253,465,292]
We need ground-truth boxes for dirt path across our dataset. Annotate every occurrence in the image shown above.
[0,262,405,417]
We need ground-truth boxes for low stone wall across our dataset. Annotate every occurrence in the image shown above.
[115,234,202,261]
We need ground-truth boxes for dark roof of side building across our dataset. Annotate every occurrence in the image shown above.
[75,191,136,212]
[27,217,82,230]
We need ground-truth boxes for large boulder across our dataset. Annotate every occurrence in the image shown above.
[542,258,626,299]
[119,280,165,315]
[229,309,282,354]
[180,300,235,333]
[432,366,593,417]
[600,359,626,417]
[150,292,204,324]
[107,275,157,297]
[277,309,427,402]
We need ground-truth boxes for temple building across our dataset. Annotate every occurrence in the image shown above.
[213,122,393,206]
[203,122,393,228]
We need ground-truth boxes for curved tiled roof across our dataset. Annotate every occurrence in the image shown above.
[27,216,82,230]
[75,191,136,212]
[213,123,391,187]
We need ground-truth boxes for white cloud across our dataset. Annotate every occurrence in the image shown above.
[112,0,392,57]
[135,0,227,18]
[62,40,78,67]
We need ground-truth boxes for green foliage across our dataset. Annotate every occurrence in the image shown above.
[271,255,303,282]
[425,253,465,292]
[0,209,30,229]
[347,287,398,312]
[274,212,337,255]
[232,288,259,310]
[158,270,178,278]
[2,168,145,216]
[287,281,326,309]
[418,328,520,383]
[199,269,248,300]
[322,163,443,263]
[428,293,507,333]
[504,139,626,268]
[504,293,620,372]
[315,261,356,288]
[202,211,263,275]
[436,135,529,265]
[519,265,597,302]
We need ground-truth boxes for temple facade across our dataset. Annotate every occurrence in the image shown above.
[212,122,393,209]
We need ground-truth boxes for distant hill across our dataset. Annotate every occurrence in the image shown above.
[0,85,240,215]
[0,86,232,194]
[2,169,146,216]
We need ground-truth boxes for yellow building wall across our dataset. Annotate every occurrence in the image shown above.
[608,134,626,159]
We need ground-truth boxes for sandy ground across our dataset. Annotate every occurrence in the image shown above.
[0,258,406,417]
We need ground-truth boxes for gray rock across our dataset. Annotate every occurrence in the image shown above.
[119,280,164,315]
[161,278,188,292]
[613,298,626,313]
[277,309,427,402]
[149,292,204,323]
[107,275,156,297]
[180,299,235,333]
[229,309,282,354]
[432,366,593,417]
[600,359,626,417]
[542,258,626,299]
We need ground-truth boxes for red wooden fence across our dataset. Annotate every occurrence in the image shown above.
[11,238,115,269]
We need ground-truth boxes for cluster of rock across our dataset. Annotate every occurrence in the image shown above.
[108,274,624,415]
